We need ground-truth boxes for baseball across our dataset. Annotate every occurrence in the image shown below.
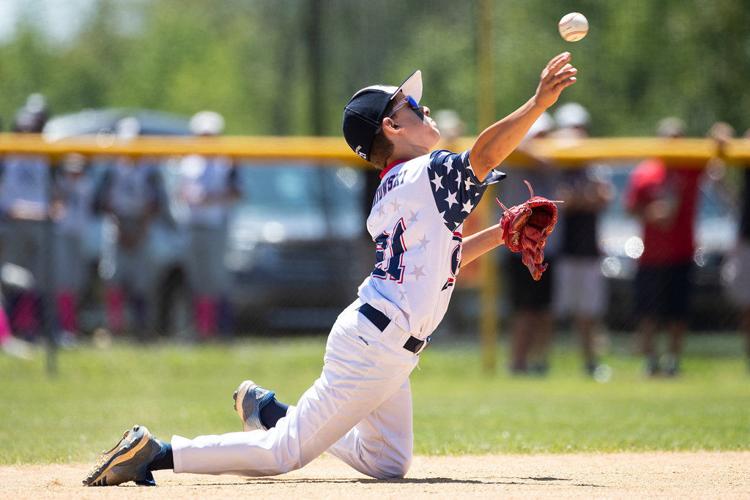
[558,12,588,42]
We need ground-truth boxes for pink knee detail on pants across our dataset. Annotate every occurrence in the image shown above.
[195,296,217,339]
[105,287,125,334]
[56,291,78,332]
[0,307,12,342]
[13,293,38,333]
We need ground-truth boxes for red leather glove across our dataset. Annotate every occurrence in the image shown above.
[497,181,560,281]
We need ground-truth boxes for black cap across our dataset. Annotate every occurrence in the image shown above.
[342,70,422,161]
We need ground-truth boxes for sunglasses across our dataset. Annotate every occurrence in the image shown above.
[386,95,424,121]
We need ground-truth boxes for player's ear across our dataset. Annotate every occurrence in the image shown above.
[381,117,401,136]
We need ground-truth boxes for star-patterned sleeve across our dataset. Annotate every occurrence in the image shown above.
[427,149,505,231]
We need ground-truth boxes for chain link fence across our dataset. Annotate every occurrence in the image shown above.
[1,119,749,377]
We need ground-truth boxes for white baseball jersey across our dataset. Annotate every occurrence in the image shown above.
[0,154,51,212]
[357,149,505,339]
[178,154,237,227]
[55,174,95,235]
[105,158,161,218]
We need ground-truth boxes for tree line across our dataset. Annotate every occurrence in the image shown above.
[0,0,747,137]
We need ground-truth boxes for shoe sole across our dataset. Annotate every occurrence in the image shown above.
[232,380,257,432]
[83,426,151,486]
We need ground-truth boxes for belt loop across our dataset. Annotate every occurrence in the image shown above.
[414,336,431,355]
[357,303,390,332]
[402,334,431,354]
[358,303,431,355]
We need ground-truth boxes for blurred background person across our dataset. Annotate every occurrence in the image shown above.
[0,107,10,355]
[497,112,561,375]
[552,103,613,377]
[624,117,702,377]
[0,300,33,359]
[433,109,465,147]
[51,153,94,345]
[720,126,750,371]
[94,117,165,337]
[178,111,241,339]
[0,94,51,339]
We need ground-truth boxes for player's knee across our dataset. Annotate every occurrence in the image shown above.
[377,461,411,479]
[374,453,412,479]
[273,457,301,475]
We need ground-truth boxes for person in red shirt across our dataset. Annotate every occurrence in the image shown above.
[624,117,702,376]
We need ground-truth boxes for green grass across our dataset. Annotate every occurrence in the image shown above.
[1,334,748,464]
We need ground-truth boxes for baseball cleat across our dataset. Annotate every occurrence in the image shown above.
[82,425,164,487]
[232,380,275,432]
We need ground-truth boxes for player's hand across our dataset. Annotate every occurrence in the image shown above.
[534,52,577,110]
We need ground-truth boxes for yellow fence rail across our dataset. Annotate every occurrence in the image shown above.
[1,134,749,165]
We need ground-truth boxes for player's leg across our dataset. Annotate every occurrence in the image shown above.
[634,264,661,375]
[188,226,208,337]
[726,241,750,370]
[170,306,418,477]
[527,256,555,374]
[509,311,533,374]
[572,259,593,369]
[54,231,81,338]
[552,255,574,322]
[213,224,233,336]
[576,257,607,375]
[129,238,153,335]
[507,254,534,373]
[231,383,413,478]
[189,225,224,339]
[103,239,127,335]
[6,220,40,335]
[556,257,583,370]
[0,222,33,358]
[85,305,417,485]
[663,262,692,376]
[19,220,49,338]
[327,377,414,479]
[31,217,49,278]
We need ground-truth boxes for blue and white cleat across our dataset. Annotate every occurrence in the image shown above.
[82,425,164,487]
[232,380,275,432]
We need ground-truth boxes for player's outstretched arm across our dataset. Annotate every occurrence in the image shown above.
[469,52,577,181]
[460,223,504,267]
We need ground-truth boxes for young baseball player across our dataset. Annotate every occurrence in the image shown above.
[178,111,241,339]
[51,153,95,344]
[93,118,166,336]
[83,51,577,486]
[0,97,52,338]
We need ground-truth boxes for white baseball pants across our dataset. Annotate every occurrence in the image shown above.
[172,300,420,479]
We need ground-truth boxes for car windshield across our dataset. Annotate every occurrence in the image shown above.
[231,162,365,239]
[43,108,191,141]
[236,164,326,215]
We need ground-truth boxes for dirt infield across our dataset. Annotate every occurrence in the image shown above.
[2,452,748,499]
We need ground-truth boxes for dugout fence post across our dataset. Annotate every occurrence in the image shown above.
[43,229,58,376]
[43,159,58,376]
[476,0,498,374]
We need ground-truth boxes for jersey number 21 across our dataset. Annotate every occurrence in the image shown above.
[372,218,407,283]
